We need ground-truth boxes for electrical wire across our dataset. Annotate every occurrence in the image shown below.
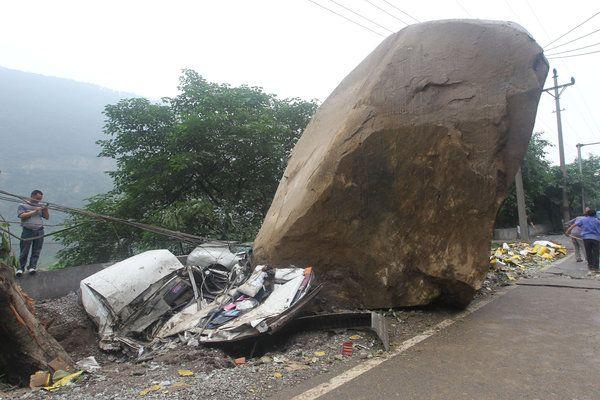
[0,223,88,242]
[327,0,395,34]
[503,0,518,22]
[525,0,551,38]
[454,0,473,18]
[363,0,408,26]
[545,40,600,56]
[547,48,600,59]
[544,11,600,49]
[307,0,385,37]
[380,0,420,23]
[519,3,600,139]
[2,220,68,227]
[545,27,600,52]
[0,190,207,245]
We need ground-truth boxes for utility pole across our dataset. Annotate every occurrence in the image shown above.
[543,68,575,224]
[515,167,530,241]
[575,141,600,213]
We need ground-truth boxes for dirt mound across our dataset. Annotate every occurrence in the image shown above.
[35,292,100,359]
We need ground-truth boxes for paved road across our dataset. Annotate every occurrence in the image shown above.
[281,254,600,400]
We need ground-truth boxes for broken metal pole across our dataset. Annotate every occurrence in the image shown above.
[186,266,201,309]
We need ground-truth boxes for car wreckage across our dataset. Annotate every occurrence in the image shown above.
[80,243,389,354]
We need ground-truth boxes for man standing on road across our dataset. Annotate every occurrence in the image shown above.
[567,208,600,271]
[16,190,49,276]
[565,215,585,262]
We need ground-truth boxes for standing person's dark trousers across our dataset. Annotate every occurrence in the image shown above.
[19,227,44,270]
[583,239,599,270]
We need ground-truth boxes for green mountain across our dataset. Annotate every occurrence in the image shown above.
[0,66,128,266]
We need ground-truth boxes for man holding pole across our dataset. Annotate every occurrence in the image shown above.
[15,190,49,277]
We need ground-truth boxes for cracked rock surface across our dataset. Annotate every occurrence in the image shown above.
[254,20,549,309]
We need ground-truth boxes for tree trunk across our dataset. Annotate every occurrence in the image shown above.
[0,262,74,386]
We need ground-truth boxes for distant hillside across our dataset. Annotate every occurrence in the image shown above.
[0,66,129,265]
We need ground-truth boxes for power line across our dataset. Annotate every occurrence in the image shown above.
[454,0,473,18]
[544,11,600,48]
[326,0,395,34]
[0,190,208,245]
[545,27,600,52]
[525,0,551,39]
[380,0,420,23]
[1,220,68,227]
[545,40,600,56]
[547,48,600,59]
[307,0,385,37]
[519,4,600,138]
[363,0,409,26]
[503,0,519,22]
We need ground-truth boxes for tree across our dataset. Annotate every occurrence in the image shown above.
[0,220,73,385]
[496,132,600,230]
[495,132,554,227]
[562,155,600,214]
[57,70,318,266]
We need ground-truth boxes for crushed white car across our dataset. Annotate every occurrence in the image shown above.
[80,243,320,352]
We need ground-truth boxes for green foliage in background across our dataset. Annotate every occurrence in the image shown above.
[496,132,600,229]
[56,70,318,266]
[0,221,19,271]
[496,132,554,227]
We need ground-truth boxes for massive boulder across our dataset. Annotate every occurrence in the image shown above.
[254,20,548,308]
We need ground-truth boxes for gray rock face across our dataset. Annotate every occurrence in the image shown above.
[254,20,548,308]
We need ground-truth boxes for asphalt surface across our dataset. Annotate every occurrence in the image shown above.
[280,253,600,400]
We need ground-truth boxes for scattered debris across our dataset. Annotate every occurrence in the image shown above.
[139,383,162,396]
[258,355,273,364]
[43,371,83,392]
[284,361,309,372]
[51,370,70,382]
[75,356,100,372]
[48,358,72,373]
[234,357,246,366]
[342,341,353,356]
[284,311,390,351]
[29,371,51,388]
[489,240,567,281]
[177,369,194,377]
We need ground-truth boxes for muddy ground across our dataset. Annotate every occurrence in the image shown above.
[1,238,566,400]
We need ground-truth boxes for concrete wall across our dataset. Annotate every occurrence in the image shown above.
[493,223,553,241]
[19,255,188,301]
[18,262,111,301]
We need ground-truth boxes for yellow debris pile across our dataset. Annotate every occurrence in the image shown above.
[29,369,84,391]
[489,240,567,280]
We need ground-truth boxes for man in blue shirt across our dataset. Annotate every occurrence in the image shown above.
[567,208,600,270]
[16,190,49,276]
[565,216,585,262]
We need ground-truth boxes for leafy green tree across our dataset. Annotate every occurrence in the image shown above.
[561,155,600,214]
[495,132,554,227]
[57,70,317,266]
[496,132,600,230]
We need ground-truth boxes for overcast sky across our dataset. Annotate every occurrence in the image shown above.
[1,0,599,164]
